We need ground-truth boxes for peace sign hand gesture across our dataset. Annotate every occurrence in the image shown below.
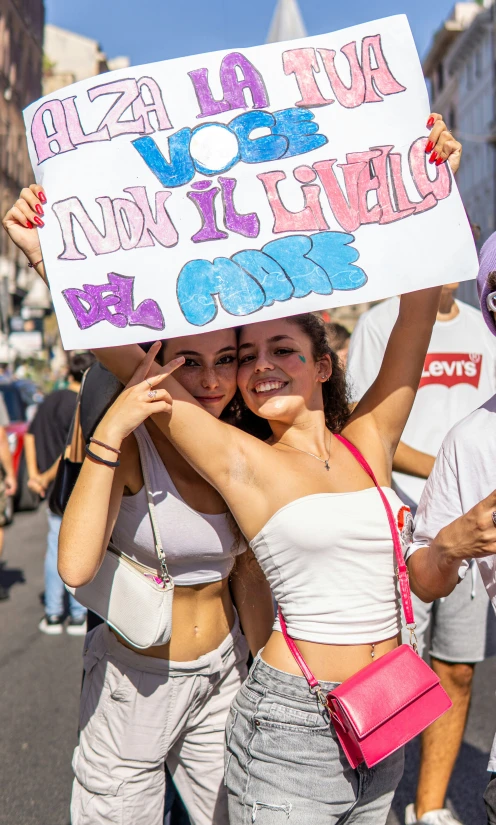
[93,343,184,449]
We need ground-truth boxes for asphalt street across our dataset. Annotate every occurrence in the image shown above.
[0,506,495,825]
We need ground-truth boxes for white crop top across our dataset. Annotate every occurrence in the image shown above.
[112,425,246,585]
[250,486,409,645]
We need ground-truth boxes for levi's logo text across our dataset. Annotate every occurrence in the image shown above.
[419,353,482,389]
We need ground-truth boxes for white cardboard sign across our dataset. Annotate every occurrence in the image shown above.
[24,14,478,349]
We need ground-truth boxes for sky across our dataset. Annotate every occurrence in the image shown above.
[44,0,461,67]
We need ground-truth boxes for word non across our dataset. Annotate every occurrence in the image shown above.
[176,230,367,326]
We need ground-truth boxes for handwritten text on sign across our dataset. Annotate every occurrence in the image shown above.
[24,15,477,348]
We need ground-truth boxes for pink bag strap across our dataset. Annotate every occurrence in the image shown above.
[279,433,417,692]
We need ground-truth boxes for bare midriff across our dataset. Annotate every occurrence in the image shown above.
[112,577,235,661]
[262,630,401,683]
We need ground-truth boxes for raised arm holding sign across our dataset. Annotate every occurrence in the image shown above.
[17,14,476,350]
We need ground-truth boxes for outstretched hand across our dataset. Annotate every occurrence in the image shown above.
[436,490,496,563]
[425,113,462,175]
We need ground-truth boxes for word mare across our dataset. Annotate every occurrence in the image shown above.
[176,230,367,326]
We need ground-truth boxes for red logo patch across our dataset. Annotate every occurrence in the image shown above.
[419,353,482,389]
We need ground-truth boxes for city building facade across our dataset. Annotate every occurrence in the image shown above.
[0,0,44,349]
[424,1,494,306]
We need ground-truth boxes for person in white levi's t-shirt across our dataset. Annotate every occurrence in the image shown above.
[347,287,496,825]
[407,235,496,825]
[347,289,496,510]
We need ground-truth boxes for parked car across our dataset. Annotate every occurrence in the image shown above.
[0,381,43,517]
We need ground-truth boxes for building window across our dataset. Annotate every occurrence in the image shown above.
[475,46,482,79]
[436,62,444,93]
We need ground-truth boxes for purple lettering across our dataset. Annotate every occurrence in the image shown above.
[218,177,260,237]
[63,272,165,331]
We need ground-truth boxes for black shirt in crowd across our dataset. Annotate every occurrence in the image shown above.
[28,389,78,494]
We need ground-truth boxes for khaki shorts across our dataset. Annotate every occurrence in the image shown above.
[72,618,248,825]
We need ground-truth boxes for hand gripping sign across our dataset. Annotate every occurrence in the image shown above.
[24,14,477,349]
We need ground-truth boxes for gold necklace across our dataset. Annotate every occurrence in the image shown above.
[276,438,332,471]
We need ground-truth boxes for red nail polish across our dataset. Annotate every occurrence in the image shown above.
[429,152,438,164]
[425,140,434,154]
[33,216,44,227]
[427,116,435,128]
[38,191,47,204]
[35,204,44,216]
[435,157,444,166]
[26,221,33,229]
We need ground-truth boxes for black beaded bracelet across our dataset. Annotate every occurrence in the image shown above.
[85,445,120,468]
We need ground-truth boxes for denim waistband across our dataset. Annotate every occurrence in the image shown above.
[93,612,242,676]
[251,653,340,701]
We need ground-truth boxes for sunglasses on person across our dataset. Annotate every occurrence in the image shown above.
[487,292,496,312]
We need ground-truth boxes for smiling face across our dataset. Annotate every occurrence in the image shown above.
[237,318,331,424]
[162,328,238,418]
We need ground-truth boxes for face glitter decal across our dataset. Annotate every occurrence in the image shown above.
[299,355,306,362]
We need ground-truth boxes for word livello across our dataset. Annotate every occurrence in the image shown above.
[30,39,451,260]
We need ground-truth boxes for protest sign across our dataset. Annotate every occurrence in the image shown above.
[24,14,477,350]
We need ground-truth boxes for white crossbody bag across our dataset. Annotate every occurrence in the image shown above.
[66,428,174,649]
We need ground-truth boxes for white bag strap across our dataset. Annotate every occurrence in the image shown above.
[134,428,171,585]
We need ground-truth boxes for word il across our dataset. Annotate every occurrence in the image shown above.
[132,108,326,188]
[176,230,366,326]
[63,272,165,331]
[190,35,404,117]
[419,353,482,389]
[51,179,259,261]
[258,138,452,235]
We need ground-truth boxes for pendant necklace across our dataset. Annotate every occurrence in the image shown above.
[277,437,332,471]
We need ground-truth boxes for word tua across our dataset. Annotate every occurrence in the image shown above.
[283,36,405,110]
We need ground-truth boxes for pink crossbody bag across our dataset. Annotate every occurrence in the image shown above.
[279,433,452,769]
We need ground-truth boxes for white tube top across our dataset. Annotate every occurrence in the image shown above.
[250,486,409,645]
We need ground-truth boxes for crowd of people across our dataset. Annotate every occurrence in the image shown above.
[2,113,496,825]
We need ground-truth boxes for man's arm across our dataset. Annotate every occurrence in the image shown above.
[408,441,469,601]
[24,432,45,497]
[0,427,16,496]
[393,442,435,480]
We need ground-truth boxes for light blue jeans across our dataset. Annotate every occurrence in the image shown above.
[44,508,86,619]
[225,656,404,824]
